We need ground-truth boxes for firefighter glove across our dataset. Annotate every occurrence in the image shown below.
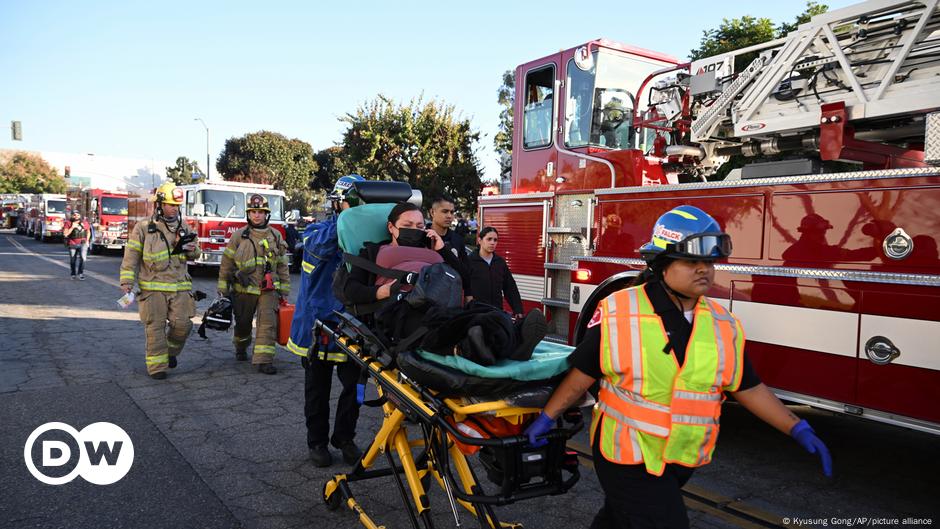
[524,412,555,448]
[790,419,833,477]
[235,269,252,287]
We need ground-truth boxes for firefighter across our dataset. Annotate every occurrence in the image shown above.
[288,174,365,467]
[120,181,200,380]
[218,194,291,374]
[525,205,833,529]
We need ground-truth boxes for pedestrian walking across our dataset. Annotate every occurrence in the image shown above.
[218,194,291,374]
[467,227,524,317]
[119,182,200,380]
[288,174,366,467]
[64,210,91,280]
[525,205,833,529]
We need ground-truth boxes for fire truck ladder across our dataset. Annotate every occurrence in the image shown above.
[692,0,940,143]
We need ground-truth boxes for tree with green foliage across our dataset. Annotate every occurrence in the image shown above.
[494,70,514,179]
[690,2,828,68]
[339,94,482,211]
[312,146,353,192]
[165,156,205,185]
[0,152,67,193]
[216,130,319,212]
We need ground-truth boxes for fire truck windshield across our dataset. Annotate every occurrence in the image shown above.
[260,194,284,221]
[197,190,245,219]
[100,197,128,215]
[566,49,671,151]
[46,200,66,213]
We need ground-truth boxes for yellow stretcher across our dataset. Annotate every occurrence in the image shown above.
[316,312,582,529]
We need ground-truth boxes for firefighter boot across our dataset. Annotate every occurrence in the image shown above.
[257,363,277,375]
[309,444,332,467]
[233,336,250,361]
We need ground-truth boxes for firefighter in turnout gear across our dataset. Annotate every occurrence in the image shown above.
[120,181,200,380]
[218,194,290,374]
[526,205,833,528]
[288,174,365,467]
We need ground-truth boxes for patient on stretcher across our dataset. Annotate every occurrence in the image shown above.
[339,201,548,366]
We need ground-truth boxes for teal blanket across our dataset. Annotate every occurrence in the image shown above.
[415,341,573,381]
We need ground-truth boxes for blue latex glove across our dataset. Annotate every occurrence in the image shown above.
[356,383,366,405]
[524,412,555,448]
[790,419,833,477]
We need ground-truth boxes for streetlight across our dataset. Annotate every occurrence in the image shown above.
[194,118,210,181]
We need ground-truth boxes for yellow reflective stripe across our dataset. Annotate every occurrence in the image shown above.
[236,257,265,268]
[669,208,698,220]
[319,351,347,362]
[286,338,308,357]
[223,247,235,258]
[167,339,183,348]
[301,261,314,274]
[216,281,228,289]
[139,281,192,292]
[253,344,276,355]
[120,271,136,280]
[234,284,261,295]
[127,240,143,251]
[146,354,169,365]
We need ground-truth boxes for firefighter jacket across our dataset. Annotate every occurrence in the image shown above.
[120,219,199,292]
[592,285,744,476]
[218,226,290,296]
[286,217,346,362]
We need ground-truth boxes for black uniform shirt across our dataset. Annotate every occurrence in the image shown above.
[569,280,760,391]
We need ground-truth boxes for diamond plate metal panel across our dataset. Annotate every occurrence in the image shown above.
[927,112,940,165]
[554,194,592,229]
[547,307,570,339]
[552,235,588,264]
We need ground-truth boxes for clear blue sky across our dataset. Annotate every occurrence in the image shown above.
[1,0,853,181]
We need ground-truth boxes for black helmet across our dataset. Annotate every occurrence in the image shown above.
[197,297,233,338]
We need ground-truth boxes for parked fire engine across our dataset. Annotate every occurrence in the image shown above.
[481,0,940,435]
[0,194,26,229]
[71,188,129,253]
[127,180,289,266]
[28,193,68,242]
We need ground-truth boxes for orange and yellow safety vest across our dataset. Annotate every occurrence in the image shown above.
[591,285,745,476]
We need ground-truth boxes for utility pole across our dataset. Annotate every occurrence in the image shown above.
[194,118,210,181]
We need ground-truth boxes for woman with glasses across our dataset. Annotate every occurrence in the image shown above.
[524,205,833,529]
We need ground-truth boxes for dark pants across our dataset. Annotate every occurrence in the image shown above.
[68,245,85,276]
[589,437,694,529]
[304,356,361,449]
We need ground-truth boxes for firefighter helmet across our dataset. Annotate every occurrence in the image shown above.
[639,205,732,262]
[153,181,184,205]
[328,174,365,204]
[246,194,270,212]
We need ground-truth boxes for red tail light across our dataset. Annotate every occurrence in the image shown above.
[575,269,591,281]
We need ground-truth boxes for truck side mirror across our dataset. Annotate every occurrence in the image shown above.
[191,204,205,216]
[287,209,300,222]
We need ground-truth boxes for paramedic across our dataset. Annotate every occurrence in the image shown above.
[466,226,524,318]
[525,205,833,529]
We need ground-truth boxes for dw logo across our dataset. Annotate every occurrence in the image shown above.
[23,422,134,485]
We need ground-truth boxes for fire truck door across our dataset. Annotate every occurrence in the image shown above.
[479,201,548,317]
[514,61,559,194]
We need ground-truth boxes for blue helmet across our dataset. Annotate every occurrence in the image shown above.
[328,174,365,203]
[638,205,732,262]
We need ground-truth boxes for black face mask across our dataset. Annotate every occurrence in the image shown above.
[396,227,429,248]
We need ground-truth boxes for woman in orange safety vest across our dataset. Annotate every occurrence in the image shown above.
[525,205,832,529]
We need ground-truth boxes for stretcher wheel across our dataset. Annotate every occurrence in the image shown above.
[322,480,342,511]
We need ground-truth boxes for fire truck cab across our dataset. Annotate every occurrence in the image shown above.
[76,188,129,253]
[482,3,940,436]
[29,193,68,242]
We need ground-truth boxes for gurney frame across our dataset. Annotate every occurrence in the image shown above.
[315,313,581,529]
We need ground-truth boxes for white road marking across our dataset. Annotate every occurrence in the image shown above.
[6,236,120,288]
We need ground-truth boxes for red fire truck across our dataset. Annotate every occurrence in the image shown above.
[481,0,940,435]
[128,181,289,266]
[74,188,129,253]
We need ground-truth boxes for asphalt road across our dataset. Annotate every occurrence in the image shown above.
[0,229,936,529]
